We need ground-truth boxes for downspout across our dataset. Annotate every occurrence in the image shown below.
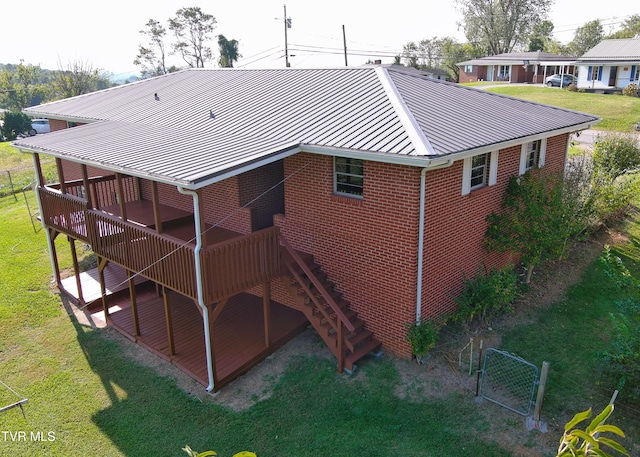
[416,159,455,323]
[31,153,57,282]
[416,167,428,322]
[178,186,215,392]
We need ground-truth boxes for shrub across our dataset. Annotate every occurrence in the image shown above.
[566,83,578,92]
[622,83,638,97]
[1,111,32,141]
[405,317,440,360]
[454,266,519,324]
[593,133,640,180]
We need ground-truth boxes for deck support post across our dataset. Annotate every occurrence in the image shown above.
[263,282,271,348]
[48,229,62,286]
[115,173,127,221]
[98,256,110,320]
[55,158,67,194]
[129,271,141,337]
[68,236,85,306]
[163,287,176,357]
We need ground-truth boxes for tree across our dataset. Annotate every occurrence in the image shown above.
[0,60,48,110]
[168,7,217,68]
[1,111,33,140]
[440,38,483,81]
[52,59,111,99]
[134,19,170,77]
[455,0,553,55]
[217,35,241,68]
[485,172,571,283]
[528,20,555,51]
[609,14,640,39]
[569,20,604,56]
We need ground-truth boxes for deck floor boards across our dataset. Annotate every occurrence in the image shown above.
[92,286,308,389]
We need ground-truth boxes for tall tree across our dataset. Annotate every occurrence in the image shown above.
[134,19,170,77]
[568,20,604,56]
[52,59,110,99]
[455,0,553,55]
[609,14,640,39]
[169,7,217,68]
[440,38,483,81]
[528,20,555,51]
[217,35,241,68]
[0,60,47,110]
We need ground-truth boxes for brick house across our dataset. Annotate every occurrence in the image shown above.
[14,66,598,391]
[458,51,576,84]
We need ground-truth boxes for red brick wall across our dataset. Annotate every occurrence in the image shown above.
[275,135,568,357]
[275,153,422,356]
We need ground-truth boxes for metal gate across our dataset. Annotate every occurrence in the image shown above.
[479,348,539,416]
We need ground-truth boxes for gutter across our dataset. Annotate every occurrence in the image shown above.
[177,186,215,392]
[416,159,455,323]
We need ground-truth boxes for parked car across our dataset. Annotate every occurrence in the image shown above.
[545,74,576,87]
[30,118,50,135]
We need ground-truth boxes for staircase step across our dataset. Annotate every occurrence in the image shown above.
[345,338,382,371]
[345,329,373,352]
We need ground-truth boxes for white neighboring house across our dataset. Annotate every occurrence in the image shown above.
[575,38,640,91]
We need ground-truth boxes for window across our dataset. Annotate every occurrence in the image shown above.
[470,153,488,189]
[587,66,603,82]
[462,151,498,195]
[498,65,511,81]
[519,139,547,174]
[464,65,473,73]
[334,157,363,197]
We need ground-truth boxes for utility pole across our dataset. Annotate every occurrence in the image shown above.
[342,25,348,66]
[284,5,291,67]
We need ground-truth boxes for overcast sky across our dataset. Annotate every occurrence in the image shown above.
[4,1,638,77]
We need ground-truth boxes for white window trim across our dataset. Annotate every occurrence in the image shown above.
[519,138,547,175]
[461,150,498,196]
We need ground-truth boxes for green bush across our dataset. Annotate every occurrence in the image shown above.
[593,133,640,180]
[622,83,638,97]
[405,317,440,358]
[454,266,519,324]
[1,111,32,141]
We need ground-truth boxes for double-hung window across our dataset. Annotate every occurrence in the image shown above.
[334,157,363,197]
[519,139,547,174]
[587,66,603,82]
[462,151,498,195]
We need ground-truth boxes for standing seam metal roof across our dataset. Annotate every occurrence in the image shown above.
[15,66,598,187]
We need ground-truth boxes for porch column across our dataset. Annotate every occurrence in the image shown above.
[263,281,272,348]
[55,158,67,194]
[128,271,141,337]
[98,256,110,321]
[68,237,85,305]
[80,165,93,209]
[163,287,176,357]
[49,230,62,286]
[115,173,127,221]
[151,181,163,233]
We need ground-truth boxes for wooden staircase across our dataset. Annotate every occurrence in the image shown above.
[280,237,381,372]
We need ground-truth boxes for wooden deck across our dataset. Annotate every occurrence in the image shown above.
[60,262,146,305]
[88,286,308,390]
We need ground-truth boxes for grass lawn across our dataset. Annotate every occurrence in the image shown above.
[0,141,56,198]
[485,86,640,133]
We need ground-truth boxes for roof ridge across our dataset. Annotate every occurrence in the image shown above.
[374,66,435,156]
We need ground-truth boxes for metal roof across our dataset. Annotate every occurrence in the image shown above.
[457,51,576,66]
[14,66,598,188]
[576,38,640,62]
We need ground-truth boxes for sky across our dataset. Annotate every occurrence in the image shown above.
[3,0,638,78]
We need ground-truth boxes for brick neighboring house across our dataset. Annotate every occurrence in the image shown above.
[14,66,598,391]
[458,51,576,84]
[575,38,640,92]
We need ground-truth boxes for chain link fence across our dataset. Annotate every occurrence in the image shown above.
[478,348,539,416]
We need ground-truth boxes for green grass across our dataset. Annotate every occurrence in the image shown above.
[485,86,640,132]
[0,141,56,198]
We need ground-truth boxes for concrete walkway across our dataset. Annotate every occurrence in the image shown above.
[570,129,640,147]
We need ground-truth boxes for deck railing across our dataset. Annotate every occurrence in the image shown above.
[201,226,281,303]
[49,175,139,208]
[87,210,198,299]
[38,186,90,242]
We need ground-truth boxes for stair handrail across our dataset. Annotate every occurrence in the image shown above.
[280,235,355,332]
